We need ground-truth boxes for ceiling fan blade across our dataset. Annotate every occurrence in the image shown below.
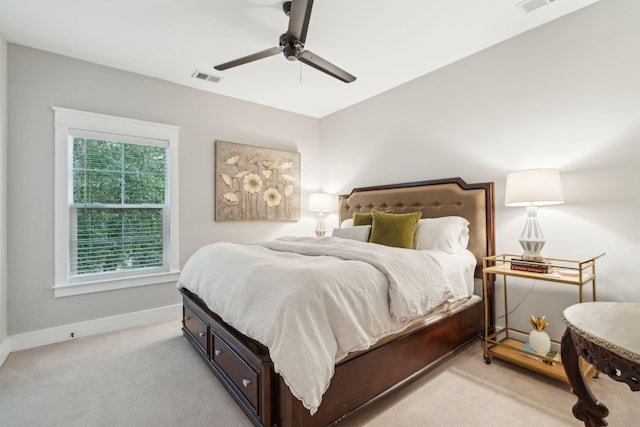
[287,0,314,44]
[298,50,356,83]
[214,46,283,71]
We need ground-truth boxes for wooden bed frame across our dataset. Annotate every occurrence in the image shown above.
[180,177,495,426]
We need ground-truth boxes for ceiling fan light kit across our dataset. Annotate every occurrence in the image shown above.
[214,0,356,83]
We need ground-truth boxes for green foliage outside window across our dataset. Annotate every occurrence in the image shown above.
[72,138,167,276]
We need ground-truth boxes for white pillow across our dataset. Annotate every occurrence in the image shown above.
[331,225,371,242]
[340,218,354,228]
[414,216,470,253]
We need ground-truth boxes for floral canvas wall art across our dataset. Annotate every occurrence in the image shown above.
[215,140,300,221]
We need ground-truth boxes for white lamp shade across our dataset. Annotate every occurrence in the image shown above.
[308,192,335,212]
[505,169,564,207]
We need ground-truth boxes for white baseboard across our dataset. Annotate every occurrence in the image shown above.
[8,304,182,353]
[0,336,9,368]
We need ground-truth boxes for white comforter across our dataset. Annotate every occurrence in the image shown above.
[177,236,473,414]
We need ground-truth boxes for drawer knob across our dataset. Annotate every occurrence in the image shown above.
[198,331,206,338]
[215,349,223,356]
[242,378,252,388]
[185,315,191,320]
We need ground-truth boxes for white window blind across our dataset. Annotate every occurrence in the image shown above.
[69,135,168,280]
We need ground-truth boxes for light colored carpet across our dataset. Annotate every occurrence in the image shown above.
[0,320,636,426]
[340,340,637,427]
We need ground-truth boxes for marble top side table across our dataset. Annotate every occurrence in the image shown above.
[561,302,640,426]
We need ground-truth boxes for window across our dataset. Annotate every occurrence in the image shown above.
[54,108,179,297]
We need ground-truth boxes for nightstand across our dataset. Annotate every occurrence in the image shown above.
[482,253,605,384]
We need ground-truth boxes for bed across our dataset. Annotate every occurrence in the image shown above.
[179,177,495,426]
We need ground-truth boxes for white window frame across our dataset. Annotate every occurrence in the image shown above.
[53,107,180,297]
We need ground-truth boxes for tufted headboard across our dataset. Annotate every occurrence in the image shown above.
[339,178,495,278]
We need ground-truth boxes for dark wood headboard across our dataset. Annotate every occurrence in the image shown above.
[339,178,495,278]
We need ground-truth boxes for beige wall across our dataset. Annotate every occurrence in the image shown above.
[0,31,7,346]
[7,44,322,335]
[319,0,640,338]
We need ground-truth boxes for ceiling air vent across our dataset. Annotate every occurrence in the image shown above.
[191,70,223,83]
[516,0,555,14]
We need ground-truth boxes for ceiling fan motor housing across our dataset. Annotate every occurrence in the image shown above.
[279,33,301,60]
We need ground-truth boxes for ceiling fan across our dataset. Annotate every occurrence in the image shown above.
[214,0,356,83]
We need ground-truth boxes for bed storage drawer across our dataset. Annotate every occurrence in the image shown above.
[183,304,209,353]
[181,288,275,426]
[212,332,259,411]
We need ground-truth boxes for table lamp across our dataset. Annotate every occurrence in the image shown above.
[308,192,334,237]
[505,169,564,260]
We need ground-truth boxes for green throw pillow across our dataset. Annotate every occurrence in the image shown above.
[369,210,422,249]
[352,209,392,226]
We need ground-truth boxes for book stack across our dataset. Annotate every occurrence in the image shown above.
[520,342,561,365]
[510,258,552,274]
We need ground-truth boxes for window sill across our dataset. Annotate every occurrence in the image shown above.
[53,271,181,298]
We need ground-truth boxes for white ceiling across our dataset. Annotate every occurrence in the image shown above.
[0,0,600,118]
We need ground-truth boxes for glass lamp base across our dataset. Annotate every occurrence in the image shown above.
[315,213,326,238]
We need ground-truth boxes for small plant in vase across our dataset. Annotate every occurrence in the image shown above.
[528,314,551,354]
